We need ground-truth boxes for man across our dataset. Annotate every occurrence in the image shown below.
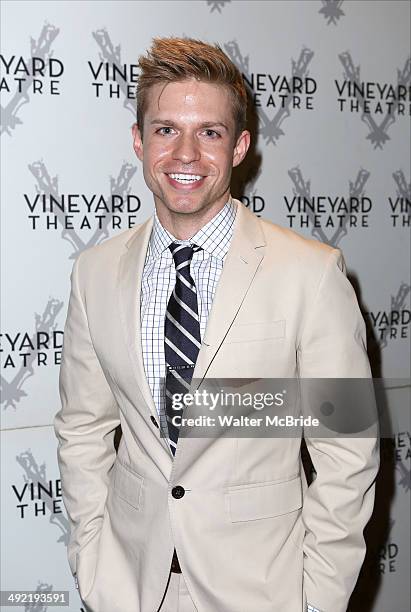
[54,38,379,612]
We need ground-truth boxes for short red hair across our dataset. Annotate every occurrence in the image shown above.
[136,37,247,138]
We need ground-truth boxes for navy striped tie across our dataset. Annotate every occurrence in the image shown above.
[164,242,202,455]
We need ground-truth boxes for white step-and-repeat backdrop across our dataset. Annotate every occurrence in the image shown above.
[1,1,410,611]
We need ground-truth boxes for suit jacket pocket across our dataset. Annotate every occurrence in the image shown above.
[224,319,286,343]
[112,459,144,510]
[225,475,302,522]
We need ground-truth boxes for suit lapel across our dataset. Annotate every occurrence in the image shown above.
[192,201,266,383]
[117,216,162,424]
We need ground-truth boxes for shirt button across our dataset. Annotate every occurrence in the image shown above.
[172,486,185,499]
[150,415,159,428]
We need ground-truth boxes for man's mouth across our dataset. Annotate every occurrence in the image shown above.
[167,173,204,184]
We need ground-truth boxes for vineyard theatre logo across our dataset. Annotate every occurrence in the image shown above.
[25,161,138,257]
[381,430,411,489]
[17,583,85,612]
[286,167,371,246]
[13,451,68,537]
[379,434,410,575]
[206,0,231,12]
[378,433,410,575]
[379,519,400,575]
[240,189,265,217]
[336,52,411,149]
[88,28,137,115]
[397,457,411,492]
[319,0,345,25]
[24,583,52,612]
[224,41,316,145]
[394,431,411,491]
[0,299,63,410]
[389,170,410,228]
[0,23,62,137]
[365,283,410,346]
[236,159,265,217]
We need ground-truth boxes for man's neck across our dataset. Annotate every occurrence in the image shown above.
[154,196,232,240]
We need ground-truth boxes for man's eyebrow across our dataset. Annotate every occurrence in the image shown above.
[150,119,229,131]
[200,122,229,131]
[150,119,175,126]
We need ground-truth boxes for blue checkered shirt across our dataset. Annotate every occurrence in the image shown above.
[140,197,236,432]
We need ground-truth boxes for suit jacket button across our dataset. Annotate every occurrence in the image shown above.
[150,415,159,428]
[172,485,185,499]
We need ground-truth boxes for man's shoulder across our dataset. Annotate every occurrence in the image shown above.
[258,215,339,264]
[77,220,149,269]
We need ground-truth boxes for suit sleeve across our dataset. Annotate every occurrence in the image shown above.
[53,252,120,576]
[297,248,380,612]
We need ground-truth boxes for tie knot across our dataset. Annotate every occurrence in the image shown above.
[169,242,201,268]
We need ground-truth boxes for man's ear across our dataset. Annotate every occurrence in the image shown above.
[232,130,251,168]
[132,123,144,161]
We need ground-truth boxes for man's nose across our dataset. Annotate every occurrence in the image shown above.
[172,134,201,164]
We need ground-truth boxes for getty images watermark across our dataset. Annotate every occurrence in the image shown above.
[170,386,319,430]
[160,378,409,439]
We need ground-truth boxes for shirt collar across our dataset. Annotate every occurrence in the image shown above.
[147,197,237,262]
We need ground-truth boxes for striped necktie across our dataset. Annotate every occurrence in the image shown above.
[164,242,202,455]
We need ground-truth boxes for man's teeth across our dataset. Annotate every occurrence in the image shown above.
[168,173,203,184]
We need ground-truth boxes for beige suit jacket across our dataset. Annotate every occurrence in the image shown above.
[54,200,379,612]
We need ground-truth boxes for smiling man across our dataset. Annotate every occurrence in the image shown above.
[54,38,379,612]
[131,58,250,239]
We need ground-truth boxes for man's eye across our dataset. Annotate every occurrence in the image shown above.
[203,129,220,138]
[157,127,174,135]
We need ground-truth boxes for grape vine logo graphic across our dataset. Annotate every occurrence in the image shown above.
[286,167,372,246]
[25,161,138,258]
[389,170,410,229]
[379,433,410,576]
[319,0,345,25]
[21,583,52,612]
[396,456,411,493]
[0,23,62,137]
[365,283,410,347]
[13,451,68,538]
[206,0,231,12]
[1,580,86,612]
[5,450,86,610]
[336,52,410,149]
[1,299,64,410]
[390,430,411,493]
[224,41,316,146]
[88,28,137,114]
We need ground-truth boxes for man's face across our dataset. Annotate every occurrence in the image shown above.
[132,79,250,219]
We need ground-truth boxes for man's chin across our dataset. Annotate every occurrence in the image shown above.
[168,202,205,215]
[160,195,207,215]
